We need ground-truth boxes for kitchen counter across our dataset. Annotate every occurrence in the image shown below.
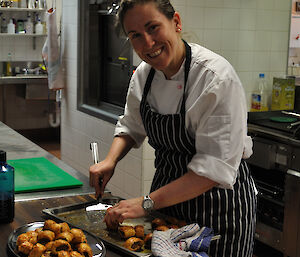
[0,75,48,85]
[0,121,95,201]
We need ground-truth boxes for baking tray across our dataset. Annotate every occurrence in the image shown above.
[7,221,106,257]
[42,198,154,257]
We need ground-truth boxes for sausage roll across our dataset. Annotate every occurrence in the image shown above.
[76,243,93,257]
[28,243,46,257]
[134,225,144,238]
[151,218,167,229]
[168,224,179,229]
[70,251,84,257]
[37,230,56,244]
[118,226,136,239]
[60,222,70,232]
[44,241,54,251]
[27,231,38,245]
[51,239,72,255]
[16,233,30,246]
[57,250,71,257]
[105,207,119,231]
[124,237,144,252]
[41,251,52,257]
[155,225,169,231]
[56,231,74,242]
[43,220,56,230]
[177,220,187,228]
[144,233,153,250]
[18,241,34,255]
[70,228,87,244]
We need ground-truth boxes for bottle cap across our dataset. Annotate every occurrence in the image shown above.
[259,73,265,78]
[0,150,6,162]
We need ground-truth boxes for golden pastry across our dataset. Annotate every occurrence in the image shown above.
[105,207,119,231]
[37,230,56,244]
[155,225,169,231]
[134,225,144,238]
[43,220,56,230]
[51,239,72,255]
[144,232,153,250]
[118,226,136,239]
[27,231,38,245]
[57,250,71,257]
[60,222,70,232]
[41,251,52,257]
[44,241,54,251]
[28,243,46,257]
[70,251,84,257]
[56,231,74,242]
[124,237,144,252]
[16,233,30,246]
[76,243,93,257]
[70,228,87,244]
[151,218,167,229]
[166,216,179,225]
[18,241,33,255]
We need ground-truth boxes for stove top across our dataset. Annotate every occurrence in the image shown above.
[247,110,300,143]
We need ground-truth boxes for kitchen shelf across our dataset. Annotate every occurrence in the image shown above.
[0,33,47,37]
[0,7,46,12]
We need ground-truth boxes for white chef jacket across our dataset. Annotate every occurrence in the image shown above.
[115,43,253,189]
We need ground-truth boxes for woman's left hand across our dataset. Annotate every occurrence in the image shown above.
[104,197,146,227]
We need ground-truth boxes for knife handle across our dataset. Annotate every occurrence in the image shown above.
[90,142,100,164]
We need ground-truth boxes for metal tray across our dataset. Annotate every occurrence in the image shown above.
[7,221,106,257]
[42,198,153,257]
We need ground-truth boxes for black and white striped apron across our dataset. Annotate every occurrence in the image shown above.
[140,41,257,257]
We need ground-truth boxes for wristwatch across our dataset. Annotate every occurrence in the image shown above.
[142,195,155,213]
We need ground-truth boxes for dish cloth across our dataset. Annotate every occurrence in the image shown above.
[151,223,214,257]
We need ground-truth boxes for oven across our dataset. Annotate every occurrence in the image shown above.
[247,111,300,257]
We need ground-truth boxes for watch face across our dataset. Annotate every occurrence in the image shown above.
[144,199,152,209]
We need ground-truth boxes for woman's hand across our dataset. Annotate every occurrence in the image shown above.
[89,159,116,199]
[104,197,146,227]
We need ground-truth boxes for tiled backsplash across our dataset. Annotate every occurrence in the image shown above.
[60,0,292,199]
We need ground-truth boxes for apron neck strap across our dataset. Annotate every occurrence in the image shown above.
[143,40,192,114]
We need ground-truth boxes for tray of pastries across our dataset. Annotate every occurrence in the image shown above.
[42,198,188,257]
[7,219,106,257]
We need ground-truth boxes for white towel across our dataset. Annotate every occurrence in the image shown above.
[151,223,214,257]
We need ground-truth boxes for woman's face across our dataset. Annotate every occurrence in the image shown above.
[123,2,183,77]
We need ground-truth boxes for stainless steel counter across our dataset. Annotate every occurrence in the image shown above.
[0,121,95,202]
[0,75,48,85]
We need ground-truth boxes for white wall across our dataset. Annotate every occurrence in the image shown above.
[61,0,291,199]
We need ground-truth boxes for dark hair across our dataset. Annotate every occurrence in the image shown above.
[116,0,175,34]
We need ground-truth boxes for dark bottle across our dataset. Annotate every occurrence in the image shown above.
[0,150,14,223]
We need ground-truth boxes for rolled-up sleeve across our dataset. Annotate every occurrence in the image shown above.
[187,76,249,189]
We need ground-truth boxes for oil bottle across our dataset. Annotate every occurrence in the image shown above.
[251,73,269,112]
[0,150,15,223]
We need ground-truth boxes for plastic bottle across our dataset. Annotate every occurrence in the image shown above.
[7,19,15,34]
[25,15,33,34]
[35,18,43,34]
[6,53,12,76]
[251,73,269,112]
[0,150,15,223]
[1,17,7,33]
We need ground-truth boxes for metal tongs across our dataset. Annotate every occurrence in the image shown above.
[282,111,300,129]
[90,142,103,202]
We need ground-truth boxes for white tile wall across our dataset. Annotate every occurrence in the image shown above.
[61,0,291,199]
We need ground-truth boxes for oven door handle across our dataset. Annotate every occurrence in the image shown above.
[287,169,300,178]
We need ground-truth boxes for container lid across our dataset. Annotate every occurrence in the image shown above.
[0,150,6,162]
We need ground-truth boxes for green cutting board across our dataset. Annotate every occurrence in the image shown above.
[7,157,83,193]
